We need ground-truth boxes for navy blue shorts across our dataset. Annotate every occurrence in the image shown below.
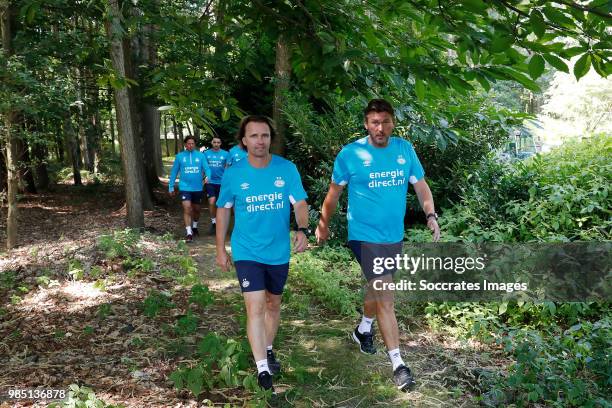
[180,191,203,204]
[234,261,289,295]
[348,240,403,281]
[205,183,221,199]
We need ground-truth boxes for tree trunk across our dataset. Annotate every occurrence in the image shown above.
[1,0,18,248]
[271,34,290,156]
[177,122,184,151]
[32,141,49,190]
[15,135,36,193]
[185,121,193,138]
[63,113,82,186]
[105,0,144,229]
[108,85,116,153]
[163,114,169,156]
[0,147,6,193]
[55,127,65,163]
[172,117,179,154]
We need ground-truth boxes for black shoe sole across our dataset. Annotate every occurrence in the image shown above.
[351,331,377,355]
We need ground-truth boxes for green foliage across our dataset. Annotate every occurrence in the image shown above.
[162,254,199,285]
[47,384,124,408]
[96,303,113,320]
[291,247,361,317]
[67,259,84,281]
[170,333,257,398]
[174,311,199,336]
[142,290,175,318]
[443,135,611,242]
[97,229,141,259]
[488,318,612,406]
[0,270,17,290]
[188,284,214,308]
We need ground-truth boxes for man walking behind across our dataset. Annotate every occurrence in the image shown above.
[215,115,309,392]
[316,99,440,391]
[169,135,211,242]
[203,136,229,235]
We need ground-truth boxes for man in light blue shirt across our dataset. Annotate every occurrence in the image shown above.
[316,99,440,391]
[226,144,247,167]
[216,115,309,392]
[203,137,229,235]
[169,136,211,242]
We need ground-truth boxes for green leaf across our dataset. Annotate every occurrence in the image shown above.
[543,54,569,73]
[573,53,591,80]
[221,106,230,121]
[462,0,488,15]
[528,54,545,79]
[415,78,425,101]
[530,10,546,38]
[187,368,203,397]
[490,35,513,53]
[476,74,491,91]
[542,6,575,28]
[504,69,541,92]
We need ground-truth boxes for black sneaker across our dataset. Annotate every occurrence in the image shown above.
[185,234,193,243]
[267,350,281,375]
[352,326,376,354]
[257,371,274,392]
[393,365,416,391]
[208,223,216,236]
[192,227,199,237]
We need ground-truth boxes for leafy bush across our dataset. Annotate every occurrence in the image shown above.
[486,317,612,407]
[170,333,257,398]
[142,290,175,318]
[444,134,611,242]
[97,229,141,259]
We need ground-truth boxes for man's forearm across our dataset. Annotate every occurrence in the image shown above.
[414,180,435,215]
[319,192,339,227]
[294,201,309,228]
[215,207,231,253]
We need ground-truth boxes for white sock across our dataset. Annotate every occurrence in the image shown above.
[256,359,270,374]
[358,315,375,334]
[186,226,192,235]
[266,345,273,352]
[192,221,198,228]
[388,348,405,371]
[211,217,216,224]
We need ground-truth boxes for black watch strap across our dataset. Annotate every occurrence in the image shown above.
[296,227,310,236]
[426,212,438,220]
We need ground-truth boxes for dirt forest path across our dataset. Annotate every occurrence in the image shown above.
[0,185,506,407]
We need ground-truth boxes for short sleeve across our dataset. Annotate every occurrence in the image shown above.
[406,142,425,184]
[331,149,350,186]
[216,169,235,208]
[288,163,307,204]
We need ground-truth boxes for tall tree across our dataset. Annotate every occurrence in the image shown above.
[271,33,290,155]
[105,0,144,229]
[1,0,19,249]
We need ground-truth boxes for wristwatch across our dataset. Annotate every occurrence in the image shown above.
[295,227,311,237]
[426,212,438,221]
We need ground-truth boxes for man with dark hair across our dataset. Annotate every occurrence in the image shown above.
[316,98,440,391]
[203,136,229,235]
[226,139,248,167]
[216,115,310,392]
[169,135,211,242]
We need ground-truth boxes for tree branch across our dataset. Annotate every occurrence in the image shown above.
[554,0,612,20]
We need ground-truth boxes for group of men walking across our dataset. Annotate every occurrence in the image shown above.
[168,99,440,394]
